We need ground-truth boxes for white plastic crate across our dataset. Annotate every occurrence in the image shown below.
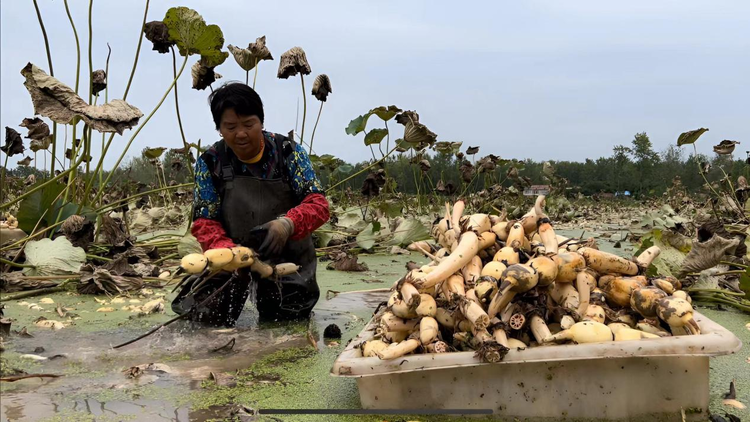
[331,311,742,421]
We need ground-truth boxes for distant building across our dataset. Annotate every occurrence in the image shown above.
[523,185,550,196]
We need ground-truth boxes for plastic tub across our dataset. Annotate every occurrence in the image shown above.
[331,311,742,421]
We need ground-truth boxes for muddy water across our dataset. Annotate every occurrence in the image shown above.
[0,254,417,422]
[2,238,748,421]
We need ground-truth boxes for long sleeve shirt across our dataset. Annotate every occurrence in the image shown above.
[191,131,329,251]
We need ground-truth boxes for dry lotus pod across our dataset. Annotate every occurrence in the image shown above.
[143,21,174,53]
[277,47,311,79]
[92,69,107,95]
[17,156,33,166]
[19,117,50,148]
[713,140,740,155]
[402,117,437,147]
[678,233,740,277]
[191,60,222,91]
[2,127,24,156]
[312,74,332,102]
[228,36,273,72]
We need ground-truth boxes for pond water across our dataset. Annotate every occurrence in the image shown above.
[1,240,747,421]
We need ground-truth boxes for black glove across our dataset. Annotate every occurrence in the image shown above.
[257,217,294,258]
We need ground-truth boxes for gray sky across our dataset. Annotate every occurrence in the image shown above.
[2,0,749,170]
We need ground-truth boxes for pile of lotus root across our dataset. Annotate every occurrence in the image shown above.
[360,196,699,363]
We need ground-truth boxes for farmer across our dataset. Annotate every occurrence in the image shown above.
[172,82,329,326]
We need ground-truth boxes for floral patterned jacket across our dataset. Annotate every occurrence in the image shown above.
[191,131,329,250]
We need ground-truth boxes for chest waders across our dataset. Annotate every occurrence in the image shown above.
[171,135,320,326]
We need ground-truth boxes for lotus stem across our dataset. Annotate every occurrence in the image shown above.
[153,253,178,266]
[100,44,111,194]
[299,73,307,143]
[0,258,36,269]
[63,0,81,93]
[1,141,87,211]
[54,124,88,229]
[170,47,193,177]
[86,254,111,262]
[87,0,94,101]
[95,182,192,213]
[686,288,746,297]
[309,101,324,155]
[82,0,149,208]
[32,0,58,176]
[122,0,149,99]
[325,145,399,192]
[252,57,259,89]
[93,55,189,206]
[84,0,94,178]
[0,153,8,204]
[0,286,68,302]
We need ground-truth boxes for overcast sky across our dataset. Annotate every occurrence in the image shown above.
[1,0,748,169]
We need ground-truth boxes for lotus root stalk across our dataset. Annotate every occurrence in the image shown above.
[520,195,546,234]
[435,307,456,329]
[491,221,510,241]
[467,213,491,233]
[506,222,526,250]
[416,293,437,317]
[465,288,481,305]
[630,286,668,318]
[203,248,235,271]
[411,231,480,290]
[528,256,558,287]
[609,323,660,341]
[529,315,552,344]
[549,282,580,311]
[400,281,421,310]
[390,297,418,319]
[376,336,421,360]
[380,312,419,332]
[443,274,466,299]
[451,200,465,237]
[179,253,208,274]
[650,278,676,295]
[494,247,520,265]
[583,304,606,324]
[481,261,507,279]
[508,338,527,349]
[474,278,498,304]
[580,247,639,276]
[538,218,558,256]
[477,231,497,250]
[419,317,439,345]
[576,269,597,316]
[458,296,490,330]
[425,341,449,354]
[362,340,388,357]
[553,251,586,282]
[462,256,483,286]
[543,321,613,344]
[602,277,645,308]
[487,264,539,318]
[656,297,700,335]
[635,245,661,271]
[636,321,671,337]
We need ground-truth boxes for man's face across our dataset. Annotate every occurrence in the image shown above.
[219,108,263,161]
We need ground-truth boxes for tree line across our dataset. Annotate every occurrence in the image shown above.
[6,132,746,199]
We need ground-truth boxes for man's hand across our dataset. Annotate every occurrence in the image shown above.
[257,217,294,257]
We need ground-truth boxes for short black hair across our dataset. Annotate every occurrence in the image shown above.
[208,82,264,130]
